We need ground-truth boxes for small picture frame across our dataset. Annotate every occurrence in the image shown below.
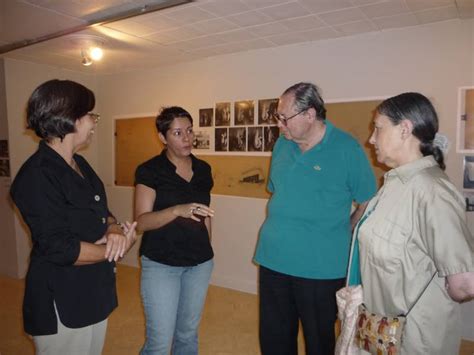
[215,128,228,151]
[258,98,279,125]
[215,102,231,127]
[456,86,474,153]
[234,100,254,126]
[229,127,247,152]
[192,130,210,150]
[0,140,8,158]
[248,126,263,152]
[0,159,10,177]
[199,108,213,127]
[264,126,279,152]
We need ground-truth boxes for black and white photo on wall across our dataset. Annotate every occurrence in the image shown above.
[258,98,279,125]
[192,130,210,150]
[463,156,474,189]
[215,128,228,152]
[264,126,279,152]
[248,126,263,152]
[0,140,8,158]
[234,100,254,126]
[199,108,213,127]
[215,102,231,126]
[0,159,10,177]
[464,191,474,212]
[229,127,247,152]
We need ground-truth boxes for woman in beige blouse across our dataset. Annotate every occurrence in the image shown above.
[358,92,474,354]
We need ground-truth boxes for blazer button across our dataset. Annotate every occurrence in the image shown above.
[95,195,100,201]
[102,217,106,224]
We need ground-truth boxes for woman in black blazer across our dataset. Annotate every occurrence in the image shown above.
[11,79,137,355]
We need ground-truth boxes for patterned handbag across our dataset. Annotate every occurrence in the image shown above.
[355,304,406,354]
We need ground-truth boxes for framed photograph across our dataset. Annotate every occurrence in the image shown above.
[229,127,247,152]
[234,100,254,126]
[0,140,8,158]
[199,108,213,127]
[215,102,231,127]
[264,126,279,152]
[192,130,210,150]
[0,159,10,177]
[248,126,263,152]
[456,86,474,153]
[215,128,228,151]
[464,191,474,212]
[258,98,279,125]
[463,155,474,188]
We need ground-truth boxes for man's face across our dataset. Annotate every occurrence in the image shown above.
[276,94,308,141]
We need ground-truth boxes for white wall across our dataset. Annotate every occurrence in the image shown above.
[97,19,473,339]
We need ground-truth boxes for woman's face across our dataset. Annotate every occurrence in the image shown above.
[160,116,194,158]
[369,113,404,168]
[74,112,98,148]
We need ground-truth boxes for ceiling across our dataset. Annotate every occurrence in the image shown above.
[1,0,473,75]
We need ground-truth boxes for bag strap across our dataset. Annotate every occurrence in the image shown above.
[346,203,378,287]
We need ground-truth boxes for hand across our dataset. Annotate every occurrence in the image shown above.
[102,225,127,262]
[121,221,138,254]
[174,203,215,222]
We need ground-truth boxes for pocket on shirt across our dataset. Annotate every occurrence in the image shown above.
[367,219,409,272]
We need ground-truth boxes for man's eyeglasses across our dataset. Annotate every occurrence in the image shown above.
[88,112,100,124]
[276,109,307,126]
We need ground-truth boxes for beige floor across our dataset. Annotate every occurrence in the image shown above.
[1,265,473,355]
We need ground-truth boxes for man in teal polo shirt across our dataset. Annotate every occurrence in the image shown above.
[254,82,376,355]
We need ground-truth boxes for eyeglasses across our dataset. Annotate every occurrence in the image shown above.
[88,112,100,124]
[276,109,307,126]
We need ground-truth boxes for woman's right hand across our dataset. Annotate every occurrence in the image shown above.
[96,221,137,262]
[173,203,215,222]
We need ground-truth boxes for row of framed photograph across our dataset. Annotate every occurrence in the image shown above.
[193,126,280,152]
[198,98,279,127]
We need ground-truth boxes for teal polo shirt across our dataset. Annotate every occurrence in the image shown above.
[254,120,376,279]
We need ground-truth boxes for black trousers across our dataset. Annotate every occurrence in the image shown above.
[259,266,344,355]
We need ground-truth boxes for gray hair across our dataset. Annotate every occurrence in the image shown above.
[282,82,326,120]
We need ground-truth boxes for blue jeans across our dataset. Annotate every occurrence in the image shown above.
[140,256,213,355]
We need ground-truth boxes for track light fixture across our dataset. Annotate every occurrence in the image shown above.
[71,35,106,67]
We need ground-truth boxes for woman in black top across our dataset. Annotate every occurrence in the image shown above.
[10,79,137,355]
[135,106,214,355]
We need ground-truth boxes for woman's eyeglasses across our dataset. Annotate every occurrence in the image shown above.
[88,112,100,124]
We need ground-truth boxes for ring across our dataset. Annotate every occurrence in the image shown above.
[196,207,201,211]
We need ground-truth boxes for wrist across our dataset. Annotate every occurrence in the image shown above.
[107,222,123,233]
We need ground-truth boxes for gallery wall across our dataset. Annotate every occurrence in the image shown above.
[1,18,473,339]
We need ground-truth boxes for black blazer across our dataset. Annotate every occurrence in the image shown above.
[11,141,117,335]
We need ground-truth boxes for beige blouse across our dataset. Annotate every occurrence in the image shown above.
[358,156,474,355]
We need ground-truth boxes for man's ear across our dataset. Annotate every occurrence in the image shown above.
[306,107,317,121]
[400,119,414,139]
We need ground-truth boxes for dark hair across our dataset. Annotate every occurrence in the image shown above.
[155,106,193,135]
[377,92,445,170]
[27,79,95,141]
[282,82,326,120]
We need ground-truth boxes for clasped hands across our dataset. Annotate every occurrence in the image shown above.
[95,221,138,262]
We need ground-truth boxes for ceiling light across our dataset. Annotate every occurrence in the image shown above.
[71,34,106,67]
[89,47,103,61]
